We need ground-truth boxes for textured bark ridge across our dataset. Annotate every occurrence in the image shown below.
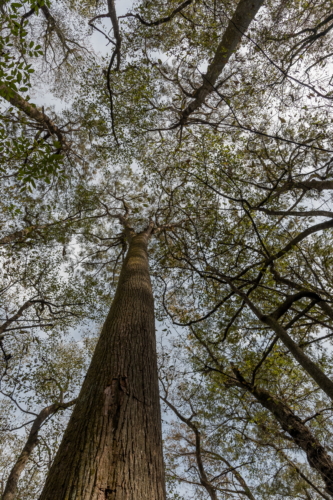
[40,231,166,500]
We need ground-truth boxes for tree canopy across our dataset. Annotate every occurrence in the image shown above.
[1,0,333,499]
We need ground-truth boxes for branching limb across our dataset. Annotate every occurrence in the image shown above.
[121,0,193,27]
[270,291,321,320]
[0,84,69,151]
[179,0,264,123]
[229,367,333,497]
[0,300,34,338]
[2,398,77,500]
[162,396,218,500]
[255,207,333,218]
[219,275,333,401]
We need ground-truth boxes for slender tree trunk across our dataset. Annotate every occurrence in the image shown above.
[39,230,166,500]
[180,0,264,122]
[231,368,333,497]
[0,83,68,149]
[263,315,333,401]
[2,400,76,500]
[224,280,333,401]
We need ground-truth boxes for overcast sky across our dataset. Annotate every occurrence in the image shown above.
[33,0,134,107]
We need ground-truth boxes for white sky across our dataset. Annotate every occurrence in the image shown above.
[32,0,134,108]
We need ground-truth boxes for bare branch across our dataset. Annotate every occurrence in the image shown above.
[121,0,193,27]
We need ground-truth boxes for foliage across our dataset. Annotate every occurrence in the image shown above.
[2,0,333,498]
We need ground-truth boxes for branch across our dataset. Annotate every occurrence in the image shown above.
[276,179,333,195]
[239,431,330,500]
[121,0,193,27]
[2,398,77,500]
[0,84,69,150]
[255,207,333,218]
[162,396,218,500]
[270,268,333,322]
[0,224,45,246]
[179,0,264,123]
[280,13,333,65]
[230,367,333,497]
[270,291,320,320]
[40,5,72,53]
[102,0,122,145]
[172,291,235,327]
[0,301,33,337]
[107,0,121,70]
[201,449,256,500]
[251,335,278,384]
[220,275,333,401]
[153,220,188,234]
[266,219,333,268]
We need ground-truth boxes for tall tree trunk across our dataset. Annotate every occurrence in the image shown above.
[39,230,166,500]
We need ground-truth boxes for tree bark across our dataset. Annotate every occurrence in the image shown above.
[39,229,166,500]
